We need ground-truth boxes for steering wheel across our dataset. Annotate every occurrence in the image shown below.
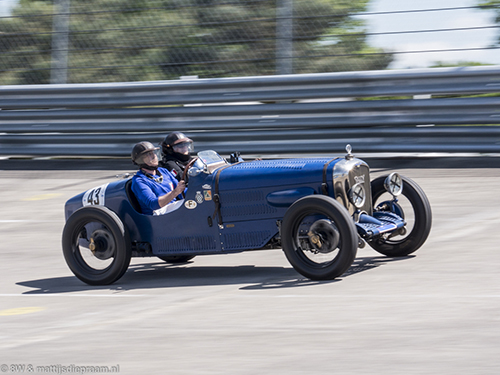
[182,157,199,184]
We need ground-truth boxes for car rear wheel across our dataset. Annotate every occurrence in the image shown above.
[62,206,131,285]
[282,195,358,280]
[368,175,432,257]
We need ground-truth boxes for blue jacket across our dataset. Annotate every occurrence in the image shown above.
[131,167,182,215]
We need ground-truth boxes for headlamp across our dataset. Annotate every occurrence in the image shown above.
[384,173,403,197]
[349,183,366,209]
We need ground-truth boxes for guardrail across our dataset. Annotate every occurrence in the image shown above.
[1,65,500,157]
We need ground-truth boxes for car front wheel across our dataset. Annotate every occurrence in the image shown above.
[281,195,358,280]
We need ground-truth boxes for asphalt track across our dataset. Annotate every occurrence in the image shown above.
[1,157,500,375]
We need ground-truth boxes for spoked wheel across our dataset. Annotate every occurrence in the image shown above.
[369,175,432,257]
[282,195,358,280]
[157,255,195,263]
[62,206,131,285]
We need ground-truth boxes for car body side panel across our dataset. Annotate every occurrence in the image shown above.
[218,185,317,223]
[216,158,335,225]
[217,158,334,190]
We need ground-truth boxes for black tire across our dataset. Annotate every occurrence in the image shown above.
[369,175,432,257]
[282,195,358,280]
[62,206,131,285]
[157,255,195,263]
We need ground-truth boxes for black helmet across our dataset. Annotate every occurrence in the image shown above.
[161,132,193,161]
[131,141,159,166]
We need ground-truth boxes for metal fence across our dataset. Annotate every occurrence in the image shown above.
[0,0,392,85]
[1,65,500,158]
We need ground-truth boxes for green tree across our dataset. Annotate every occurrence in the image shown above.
[0,1,54,84]
[0,0,393,84]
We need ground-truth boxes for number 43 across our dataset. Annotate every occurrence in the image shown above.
[87,187,101,205]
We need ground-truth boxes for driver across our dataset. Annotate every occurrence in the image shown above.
[131,141,186,215]
[159,132,195,181]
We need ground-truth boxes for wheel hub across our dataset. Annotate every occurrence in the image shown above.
[89,229,115,260]
[307,219,340,254]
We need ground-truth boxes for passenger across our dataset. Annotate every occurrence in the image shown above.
[160,131,251,176]
[159,132,195,181]
[131,141,186,215]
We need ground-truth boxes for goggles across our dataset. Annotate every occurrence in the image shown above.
[136,149,159,165]
[172,140,194,153]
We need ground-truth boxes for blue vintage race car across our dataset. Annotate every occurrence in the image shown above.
[62,146,432,285]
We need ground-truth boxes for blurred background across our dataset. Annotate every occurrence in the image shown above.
[1,0,500,85]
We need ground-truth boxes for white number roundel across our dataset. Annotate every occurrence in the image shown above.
[82,183,109,206]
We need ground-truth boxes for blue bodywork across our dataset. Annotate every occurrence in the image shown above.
[64,152,405,257]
